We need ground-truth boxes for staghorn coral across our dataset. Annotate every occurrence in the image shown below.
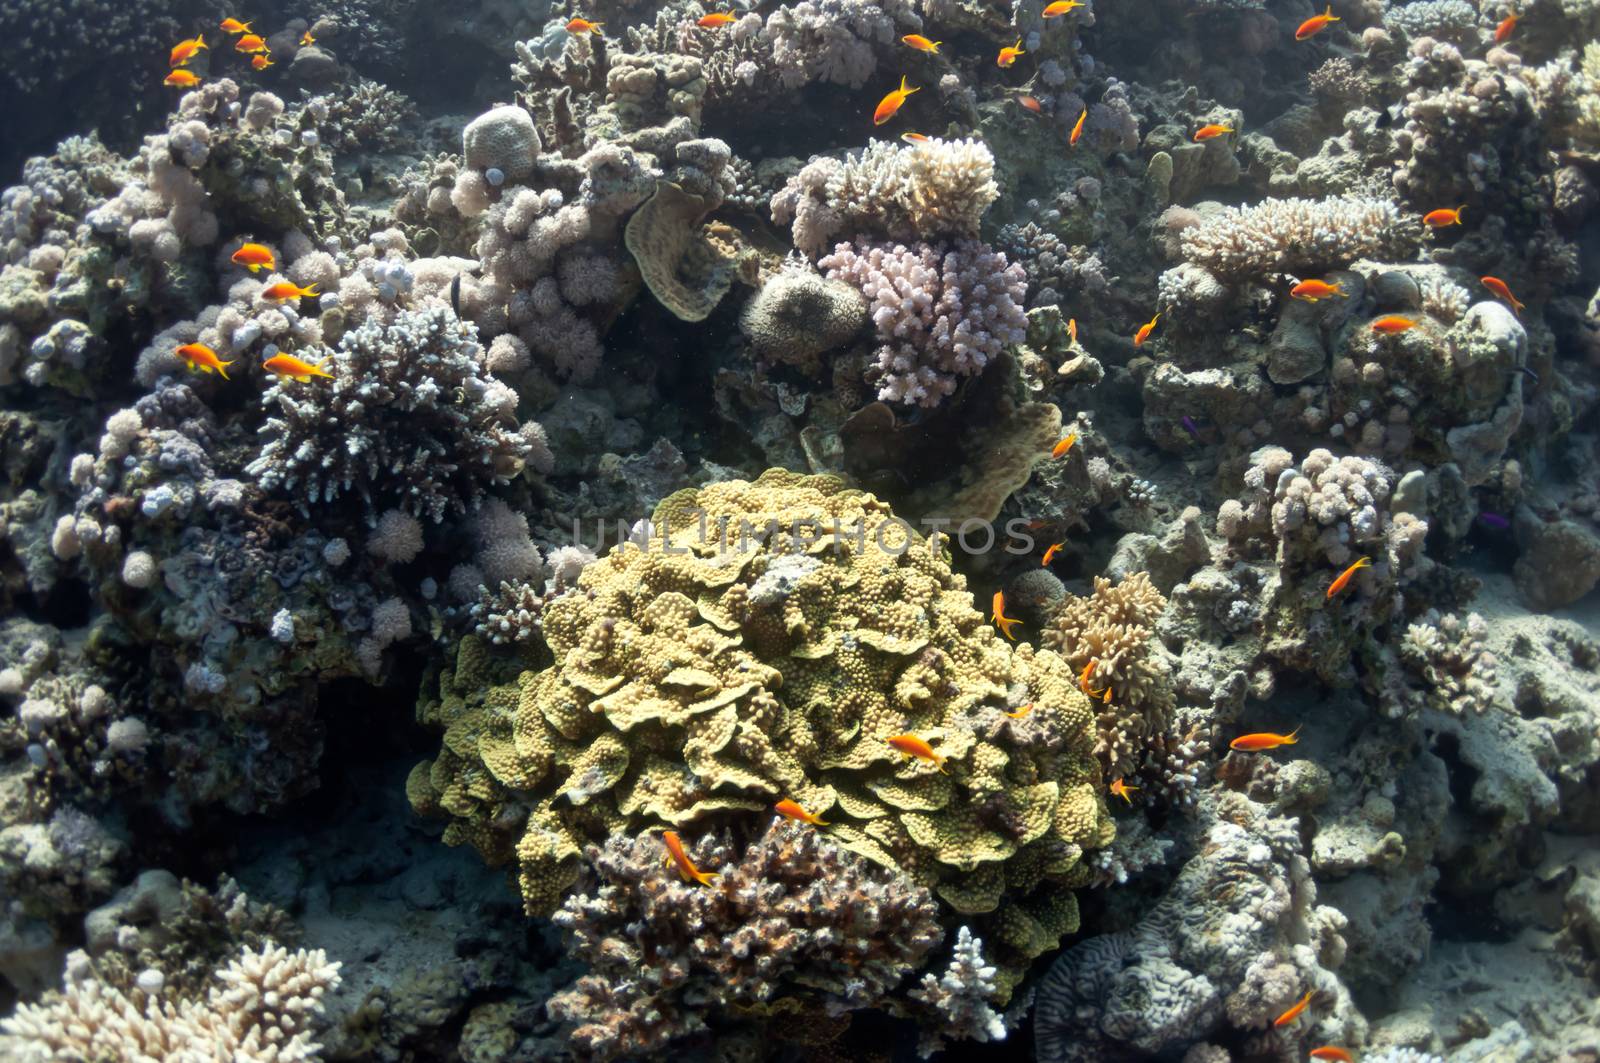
[1176,196,1414,281]
[546,818,942,1059]
[411,471,1112,994]
[771,138,999,256]
[0,942,341,1062]
[908,925,1007,1056]
[246,306,534,523]
[819,239,1028,407]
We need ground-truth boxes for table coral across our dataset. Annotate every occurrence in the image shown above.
[411,470,1111,994]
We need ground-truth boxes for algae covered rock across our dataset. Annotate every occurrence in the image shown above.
[411,470,1112,988]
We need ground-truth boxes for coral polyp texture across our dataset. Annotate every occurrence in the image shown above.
[3,0,1600,1055]
[411,472,1111,998]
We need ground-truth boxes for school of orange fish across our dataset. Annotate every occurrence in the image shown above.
[159,12,1538,1043]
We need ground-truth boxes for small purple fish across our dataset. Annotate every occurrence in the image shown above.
[1478,511,1510,529]
[1180,415,1202,441]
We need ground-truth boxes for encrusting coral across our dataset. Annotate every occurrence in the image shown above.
[411,470,1112,1002]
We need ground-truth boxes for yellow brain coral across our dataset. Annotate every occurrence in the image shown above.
[411,471,1112,987]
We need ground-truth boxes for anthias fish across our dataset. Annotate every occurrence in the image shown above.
[662,831,718,885]
[164,69,202,87]
[1290,279,1344,301]
[1423,205,1465,227]
[1309,1049,1355,1063]
[1042,0,1084,15]
[1051,432,1077,457]
[1273,988,1315,1026]
[261,353,334,381]
[231,243,276,272]
[1327,556,1372,597]
[1133,312,1160,346]
[901,34,941,53]
[991,591,1022,640]
[997,40,1025,67]
[170,35,207,68]
[886,733,948,772]
[873,75,919,125]
[774,799,829,826]
[1109,778,1139,804]
[1070,107,1087,145]
[1193,123,1233,141]
[565,18,603,34]
[1295,5,1341,39]
[219,18,252,34]
[1371,315,1417,334]
[696,12,737,27]
[1230,726,1302,752]
[175,343,233,379]
[261,281,320,302]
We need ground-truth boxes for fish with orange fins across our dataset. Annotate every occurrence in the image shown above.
[1494,10,1518,42]
[774,799,830,826]
[1041,542,1064,567]
[235,33,269,53]
[1273,988,1315,1026]
[1078,659,1106,697]
[1327,555,1371,597]
[901,132,931,144]
[1042,0,1084,15]
[873,75,920,125]
[1133,311,1160,346]
[261,281,320,302]
[991,591,1022,640]
[565,17,603,34]
[175,342,234,379]
[997,39,1025,67]
[170,34,207,67]
[1051,432,1077,458]
[219,18,253,34]
[1295,4,1340,39]
[1017,94,1042,113]
[300,30,316,45]
[662,830,719,885]
[1193,123,1233,141]
[164,69,202,88]
[1109,778,1139,804]
[1371,315,1417,334]
[1423,204,1465,227]
[1481,275,1525,315]
[901,33,941,52]
[1005,703,1034,719]
[1231,725,1302,752]
[251,53,274,70]
[1068,317,1078,344]
[1069,106,1087,146]
[230,243,276,272]
[1309,1049,1355,1063]
[887,733,948,773]
[696,11,737,27]
[1290,278,1345,302]
[262,352,334,381]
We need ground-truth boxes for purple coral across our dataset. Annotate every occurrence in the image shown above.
[819,238,1028,407]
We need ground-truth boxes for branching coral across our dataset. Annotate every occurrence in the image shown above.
[1177,196,1414,281]
[247,306,533,523]
[1393,611,1499,717]
[546,818,942,1059]
[411,471,1111,994]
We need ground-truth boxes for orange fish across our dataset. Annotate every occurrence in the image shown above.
[1309,1049,1355,1063]
[887,733,948,773]
[774,798,830,826]
[1069,106,1087,146]
[565,17,603,33]
[873,75,919,125]
[997,39,1025,67]
[902,34,941,52]
[1273,988,1314,1026]
[175,343,234,379]
[1230,725,1302,752]
[991,591,1022,641]
[696,12,737,27]
[1017,94,1042,113]
[251,53,274,69]
[1494,10,1518,42]
[300,30,316,45]
[164,69,202,87]
[1326,555,1371,597]
[1295,5,1340,39]
[1290,279,1344,301]
[261,281,320,302]
[1051,433,1077,458]
[235,33,268,53]
[1041,542,1064,566]
[901,132,931,144]
[1193,123,1233,141]
[230,243,276,272]
[1005,703,1034,719]
[1370,315,1417,334]
[219,18,253,34]
[1068,317,1077,343]
[1423,204,1464,227]
[662,830,719,885]
[1480,275,1525,315]
[1078,659,1102,695]
[1109,777,1139,804]
[170,34,207,67]
[1133,311,1160,346]
[261,352,334,381]
[1042,0,1084,14]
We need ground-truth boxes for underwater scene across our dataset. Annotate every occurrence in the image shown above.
[0,0,1598,1059]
